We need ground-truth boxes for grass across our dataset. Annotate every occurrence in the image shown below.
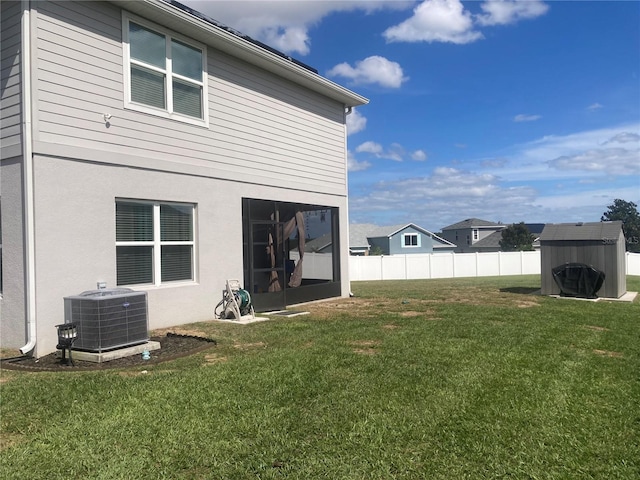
[1,275,639,479]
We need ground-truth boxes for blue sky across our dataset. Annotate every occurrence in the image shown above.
[182,0,639,232]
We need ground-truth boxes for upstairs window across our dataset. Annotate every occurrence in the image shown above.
[473,229,479,241]
[123,15,207,125]
[116,200,196,286]
[402,233,420,248]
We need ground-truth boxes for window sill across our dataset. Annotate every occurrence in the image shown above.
[124,103,209,129]
[120,281,199,291]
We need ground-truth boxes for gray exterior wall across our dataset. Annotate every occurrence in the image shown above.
[1,0,23,160]
[32,1,348,196]
[440,227,503,253]
[540,232,626,298]
[29,155,350,357]
[0,158,27,349]
[2,0,356,356]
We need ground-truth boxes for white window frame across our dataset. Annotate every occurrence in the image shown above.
[473,229,479,241]
[402,233,421,248]
[122,13,209,127]
[115,200,197,287]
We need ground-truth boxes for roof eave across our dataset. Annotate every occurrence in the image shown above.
[111,0,369,107]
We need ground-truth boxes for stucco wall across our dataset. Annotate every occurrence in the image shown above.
[0,158,27,350]
[28,155,349,356]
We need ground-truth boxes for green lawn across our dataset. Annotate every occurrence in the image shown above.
[1,276,639,479]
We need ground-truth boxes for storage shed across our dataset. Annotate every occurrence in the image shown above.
[539,221,626,298]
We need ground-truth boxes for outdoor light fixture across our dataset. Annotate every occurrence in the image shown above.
[55,323,78,366]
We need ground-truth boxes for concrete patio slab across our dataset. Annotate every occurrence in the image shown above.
[61,341,161,363]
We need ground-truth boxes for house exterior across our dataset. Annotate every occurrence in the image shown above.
[0,0,367,357]
[539,221,626,298]
[440,218,506,253]
[463,223,546,252]
[350,223,456,255]
[347,223,379,256]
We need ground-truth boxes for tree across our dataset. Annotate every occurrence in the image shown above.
[601,199,640,253]
[499,222,534,252]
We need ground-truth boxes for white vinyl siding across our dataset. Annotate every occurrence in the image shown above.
[33,1,348,196]
[0,1,23,158]
[116,200,196,287]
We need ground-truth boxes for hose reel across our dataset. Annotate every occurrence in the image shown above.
[215,280,255,321]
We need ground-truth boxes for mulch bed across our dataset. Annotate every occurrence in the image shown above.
[0,333,216,372]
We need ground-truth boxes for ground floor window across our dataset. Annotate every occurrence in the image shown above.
[116,200,195,286]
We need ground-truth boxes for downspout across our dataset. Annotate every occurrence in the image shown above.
[344,105,354,296]
[19,0,37,355]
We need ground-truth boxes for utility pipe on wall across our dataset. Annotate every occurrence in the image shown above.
[19,0,37,355]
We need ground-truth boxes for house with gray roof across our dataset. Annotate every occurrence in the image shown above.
[440,218,507,253]
[441,219,545,253]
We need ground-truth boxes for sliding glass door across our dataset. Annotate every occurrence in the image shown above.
[242,198,341,312]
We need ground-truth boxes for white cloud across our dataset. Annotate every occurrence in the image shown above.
[476,0,549,27]
[182,0,412,55]
[346,108,367,136]
[356,141,383,155]
[356,141,406,161]
[412,150,428,161]
[349,166,538,227]
[514,114,542,122]
[604,132,640,144]
[347,151,372,172]
[261,26,310,55]
[587,102,603,111]
[327,56,408,88]
[481,158,508,168]
[548,148,640,176]
[481,123,640,182]
[351,125,640,228]
[384,0,483,44]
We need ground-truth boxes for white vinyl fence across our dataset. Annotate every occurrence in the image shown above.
[349,251,640,281]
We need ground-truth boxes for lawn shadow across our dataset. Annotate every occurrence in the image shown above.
[499,287,541,295]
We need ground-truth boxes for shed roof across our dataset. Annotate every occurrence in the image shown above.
[539,221,623,242]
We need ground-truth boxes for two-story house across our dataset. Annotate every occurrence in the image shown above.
[440,218,507,253]
[440,219,545,252]
[0,0,367,357]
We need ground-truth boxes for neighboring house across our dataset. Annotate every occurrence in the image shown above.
[441,219,545,253]
[440,218,507,253]
[350,223,456,255]
[0,0,367,357]
[348,223,379,256]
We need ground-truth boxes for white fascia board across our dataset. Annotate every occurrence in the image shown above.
[111,0,368,107]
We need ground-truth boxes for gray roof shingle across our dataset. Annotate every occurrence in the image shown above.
[442,218,502,230]
[539,221,623,241]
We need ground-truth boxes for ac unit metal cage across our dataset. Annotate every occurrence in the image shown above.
[63,288,148,352]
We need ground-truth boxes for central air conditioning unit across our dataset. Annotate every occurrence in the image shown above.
[63,288,149,353]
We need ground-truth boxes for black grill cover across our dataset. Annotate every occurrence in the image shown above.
[551,263,605,299]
